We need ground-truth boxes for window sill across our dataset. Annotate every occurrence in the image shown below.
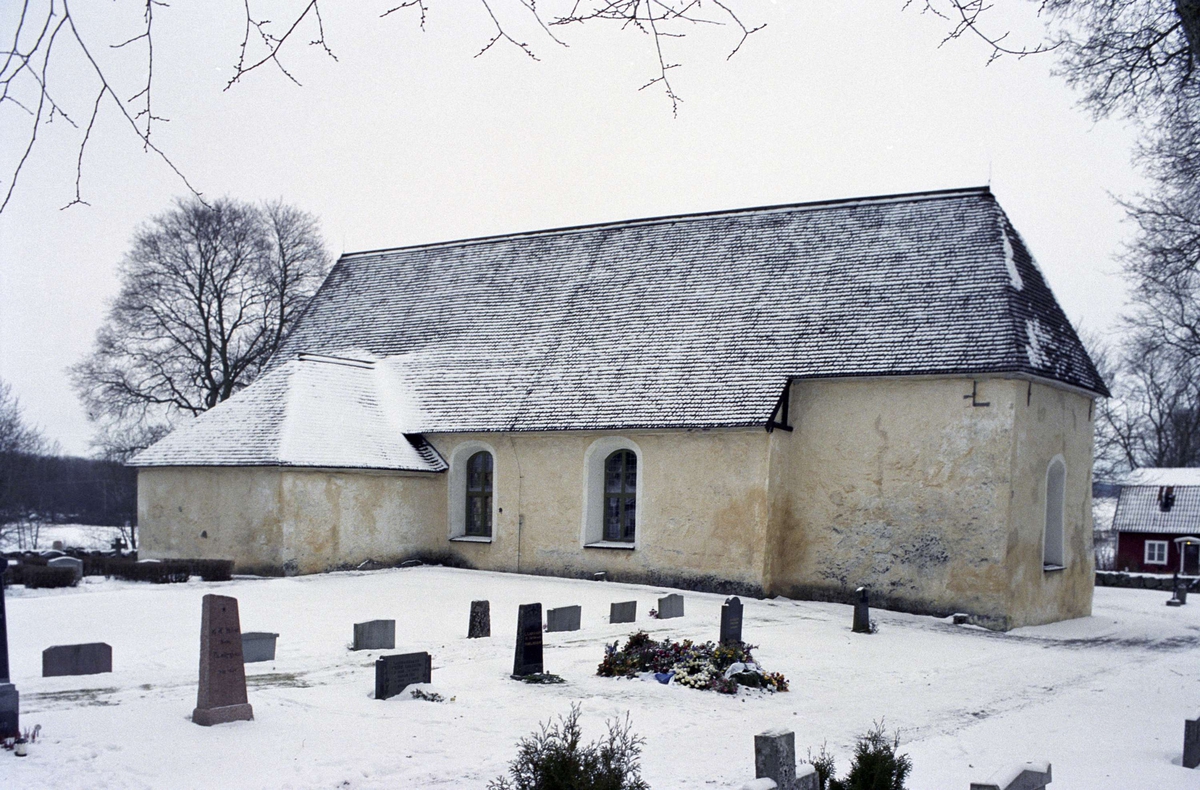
[450,535,493,544]
[584,541,636,551]
[1042,564,1066,573]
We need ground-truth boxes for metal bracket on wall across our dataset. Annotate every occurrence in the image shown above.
[964,381,990,407]
[766,380,794,432]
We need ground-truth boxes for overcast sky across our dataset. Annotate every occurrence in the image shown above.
[0,2,1145,456]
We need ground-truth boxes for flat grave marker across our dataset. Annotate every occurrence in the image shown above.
[720,597,743,644]
[353,619,396,651]
[610,601,637,624]
[43,642,112,677]
[512,603,543,677]
[241,632,278,663]
[468,600,490,638]
[658,593,684,619]
[193,593,253,726]
[375,651,432,700]
[546,605,581,632]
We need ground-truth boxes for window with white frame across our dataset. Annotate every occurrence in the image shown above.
[1043,457,1066,569]
[1145,540,1168,565]
[448,441,498,541]
[581,437,642,548]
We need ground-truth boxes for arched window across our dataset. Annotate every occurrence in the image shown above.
[1043,458,1066,569]
[604,450,637,542]
[465,451,493,537]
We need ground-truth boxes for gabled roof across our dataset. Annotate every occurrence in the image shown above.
[135,186,1107,468]
[1113,468,1200,535]
[131,354,446,472]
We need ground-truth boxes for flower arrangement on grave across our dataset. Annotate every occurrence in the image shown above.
[596,631,788,694]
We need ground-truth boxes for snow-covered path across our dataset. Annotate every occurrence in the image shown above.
[2,567,1197,789]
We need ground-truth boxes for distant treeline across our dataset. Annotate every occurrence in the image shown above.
[0,452,137,526]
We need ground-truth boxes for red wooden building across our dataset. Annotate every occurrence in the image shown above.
[1114,469,1200,575]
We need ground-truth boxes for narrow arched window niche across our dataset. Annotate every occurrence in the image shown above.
[448,441,499,542]
[1043,456,1066,571]
[582,437,642,549]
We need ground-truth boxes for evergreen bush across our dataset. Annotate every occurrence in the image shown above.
[488,704,649,790]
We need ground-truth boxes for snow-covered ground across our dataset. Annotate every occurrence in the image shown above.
[0,524,129,554]
[3,567,1198,789]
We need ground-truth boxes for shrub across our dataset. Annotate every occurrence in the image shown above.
[805,743,837,790]
[823,722,911,790]
[488,704,648,790]
[19,566,77,589]
[185,559,234,581]
[105,559,191,584]
[597,631,788,694]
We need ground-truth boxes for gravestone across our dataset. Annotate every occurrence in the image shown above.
[353,619,396,651]
[755,728,796,790]
[720,597,743,644]
[0,575,17,739]
[546,605,581,632]
[852,587,872,633]
[192,593,253,726]
[512,603,543,677]
[969,761,1052,790]
[241,632,278,663]
[47,556,83,584]
[658,593,685,619]
[610,601,637,624]
[1185,714,1200,769]
[42,642,112,676]
[468,600,491,639]
[375,651,433,700]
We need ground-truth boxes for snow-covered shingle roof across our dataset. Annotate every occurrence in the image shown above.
[134,187,1106,469]
[1112,469,1200,535]
[131,355,446,471]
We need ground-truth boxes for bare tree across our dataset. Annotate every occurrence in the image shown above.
[0,377,49,545]
[0,378,47,458]
[70,196,330,458]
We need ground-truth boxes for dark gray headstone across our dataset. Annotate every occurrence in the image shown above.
[353,619,396,651]
[47,556,83,583]
[241,632,278,663]
[852,587,872,633]
[468,600,491,639]
[42,643,112,676]
[1186,714,1200,769]
[658,594,684,619]
[375,651,432,700]
[969,761,1052,790]
[720,597,743,644]
[0,575,16,739]
[610,601,637,624]
[755,728,796,789]
[512,603,543,677]
[546,605,581,632]
[193,593,253,726]
[796,765,820,790]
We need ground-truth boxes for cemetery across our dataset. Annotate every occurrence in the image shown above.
[0,564,1197,788]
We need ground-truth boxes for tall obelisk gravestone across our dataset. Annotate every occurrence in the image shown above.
[0,575,18,738]
[193,594,254,726]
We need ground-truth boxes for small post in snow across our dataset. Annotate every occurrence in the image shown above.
[852,587,872,633]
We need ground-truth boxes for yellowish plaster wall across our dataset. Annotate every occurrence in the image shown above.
[768,378,1020,627]
[1004,381,1095,628]
[765,376,1094,629]
[139,467,444,575]
[429,430,772,592]
[139,467,284,574]
[277,469,445,574]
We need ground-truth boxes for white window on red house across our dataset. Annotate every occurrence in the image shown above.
[1145,540,1168,565]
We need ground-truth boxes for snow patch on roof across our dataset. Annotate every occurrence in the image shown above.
[1123,468,1200,487]
[131,355,444,471]
[1025,319,1050,368]
[1002,226,1024,290]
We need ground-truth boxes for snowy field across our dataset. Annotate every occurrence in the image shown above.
[0,524,129,554]
[2,566,1198,789]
